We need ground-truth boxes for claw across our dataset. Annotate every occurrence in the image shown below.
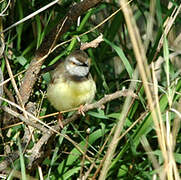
[58,112,64,128]
[78,105,85,116]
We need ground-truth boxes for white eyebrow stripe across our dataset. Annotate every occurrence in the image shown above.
[69,56,83,65]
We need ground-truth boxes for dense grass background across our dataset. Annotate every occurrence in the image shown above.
[0,0,181,179]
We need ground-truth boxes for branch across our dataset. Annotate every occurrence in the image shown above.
[80,34,104,50]
[1,89,137,170]
[63,89,137,126]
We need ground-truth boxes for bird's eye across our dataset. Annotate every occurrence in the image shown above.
[71,61,76,65]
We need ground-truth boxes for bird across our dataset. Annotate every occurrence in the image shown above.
[47,50,96,114]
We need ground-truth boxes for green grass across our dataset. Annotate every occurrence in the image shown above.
[1,0,181,179]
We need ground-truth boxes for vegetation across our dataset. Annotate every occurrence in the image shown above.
[0,0,181,179]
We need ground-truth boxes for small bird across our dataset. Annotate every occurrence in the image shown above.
[47,50,96,113]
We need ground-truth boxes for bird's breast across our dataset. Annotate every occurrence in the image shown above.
[47,75,96,111]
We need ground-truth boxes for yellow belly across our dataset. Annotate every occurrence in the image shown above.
[47,77,96,111]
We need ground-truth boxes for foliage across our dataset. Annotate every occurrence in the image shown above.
[1,0,181,179]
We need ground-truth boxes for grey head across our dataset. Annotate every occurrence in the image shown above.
[65,50,90,78]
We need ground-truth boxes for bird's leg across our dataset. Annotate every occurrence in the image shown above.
[78,105,85,116]
[58,112,64,128]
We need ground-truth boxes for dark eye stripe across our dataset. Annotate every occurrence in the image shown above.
[70,57,82,65]
[75,60,83,66]
[70,57,88,67]
[79,63,88,67]
[72,61,88,67]
[75,60,89,67]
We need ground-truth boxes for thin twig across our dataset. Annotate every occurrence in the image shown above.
[0,89,137,170]
[80,34,104,50]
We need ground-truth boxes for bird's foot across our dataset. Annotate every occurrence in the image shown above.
[58,112,64,128]
[78,105,85,116]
